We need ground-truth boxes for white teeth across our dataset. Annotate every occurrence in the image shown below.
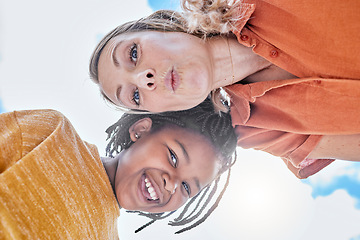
[148,186,154,193]
[150,191,157,199]
[144,177,159,200]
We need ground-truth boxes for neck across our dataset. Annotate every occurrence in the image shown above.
[208,36,272,89]
[101,155,120,194]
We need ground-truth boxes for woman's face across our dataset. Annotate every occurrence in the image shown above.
[97,31,214,112]
[114,124,220,213]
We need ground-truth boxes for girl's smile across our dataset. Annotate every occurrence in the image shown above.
[139,174,161,203]
[112,119,220,213]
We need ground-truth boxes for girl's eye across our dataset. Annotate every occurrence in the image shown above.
[182,182,191,196]
[132,88,140,106]
[168,147,178,168]
[129,43,138,63]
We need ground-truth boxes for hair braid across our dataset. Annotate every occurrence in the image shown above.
[129,211,176,233]
[105,98,236,163]
[174,166,232,234]
[170,177,220,226]
[172,186,210,222]
[106,98,237,233]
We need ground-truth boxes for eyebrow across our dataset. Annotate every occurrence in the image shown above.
[175,140,201,192]
[101,87,124,107]
[116,86,123,105]
[111,41,123,67]
[175,140,189,163]
[194,178,201,192]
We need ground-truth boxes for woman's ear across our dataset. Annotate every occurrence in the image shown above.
[129,117,153,142]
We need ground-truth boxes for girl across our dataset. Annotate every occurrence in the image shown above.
[89,0,360,178]
[0,99,237,239]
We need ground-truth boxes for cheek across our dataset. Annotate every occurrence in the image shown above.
[114,179,131,208]
[155,194,188,213]
[181,61,212,91]
[114,166,141,207]
[198,157,221,187]
[171,194,188,210]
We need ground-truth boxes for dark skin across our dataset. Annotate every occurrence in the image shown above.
[101,118,221,213]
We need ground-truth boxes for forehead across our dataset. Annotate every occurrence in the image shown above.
[97,32,147,83]
[104,30,182,51]
[156,126,220,167]
[105,31,157,47]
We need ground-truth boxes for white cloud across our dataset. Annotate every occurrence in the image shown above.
[300,189,360,240]
[305,161,360,187]
[2,1,360,239]
[117,149,360,240]
[0,0,152,155]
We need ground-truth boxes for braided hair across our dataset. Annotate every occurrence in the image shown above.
[105,98,237,233]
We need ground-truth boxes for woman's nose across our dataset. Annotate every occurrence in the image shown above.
[137,69,156,90]
[162,173,178,194]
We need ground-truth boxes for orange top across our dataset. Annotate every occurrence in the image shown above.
[0,110,120,239]
[225,0,360,178]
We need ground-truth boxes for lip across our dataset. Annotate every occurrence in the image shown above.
[138,173,163,205]
[164,68,180,93]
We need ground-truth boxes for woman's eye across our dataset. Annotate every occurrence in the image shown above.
[132,88,140,106]
[182,182,191,196]
[168,148,178,168]
[129,43,138,63]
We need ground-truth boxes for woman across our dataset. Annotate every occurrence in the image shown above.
[89,0,360,178]
[0,99,237,239]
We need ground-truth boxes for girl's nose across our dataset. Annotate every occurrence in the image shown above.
[162,173,178,194]
[137,69,156,90]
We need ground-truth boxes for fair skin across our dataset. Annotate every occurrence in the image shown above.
[97,30,359,164]
[308,134,360,161]
[102,118,220,213]
[97,31,284,112]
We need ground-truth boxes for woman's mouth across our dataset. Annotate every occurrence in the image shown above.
[164,68,180,93]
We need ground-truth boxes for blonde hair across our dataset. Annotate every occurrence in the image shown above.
[181,0,242,36]
[89,1,244,113]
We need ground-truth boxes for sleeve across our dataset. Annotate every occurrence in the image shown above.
[0,111,23,173]
[228,78,360,135]
[0,110,119,239]
[0,110,69,174]
[227,77,360,178]
[235,125,334,179]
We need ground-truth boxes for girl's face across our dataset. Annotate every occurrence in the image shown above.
[114,120,220,213]
[97,31,214,112]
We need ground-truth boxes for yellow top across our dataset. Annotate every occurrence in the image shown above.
[0,110,120,240]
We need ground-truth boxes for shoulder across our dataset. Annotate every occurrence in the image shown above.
[13,109,72,130]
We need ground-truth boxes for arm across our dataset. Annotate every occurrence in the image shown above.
[308,134,360,161]
[0,110,70,173]
[227,77,360,135]
[0,111,23,173]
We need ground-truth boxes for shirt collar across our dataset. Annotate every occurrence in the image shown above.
[231,2,256,35]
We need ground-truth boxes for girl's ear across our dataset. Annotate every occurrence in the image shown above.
[129,117,153,142]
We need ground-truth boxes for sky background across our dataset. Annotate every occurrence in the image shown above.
[1,0,360,239]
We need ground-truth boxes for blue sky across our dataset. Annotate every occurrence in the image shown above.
[1,0,359,239]
[303,162,360,210]
[147,0,360,213]
[0,100,4,113]
[148,0,181,10]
